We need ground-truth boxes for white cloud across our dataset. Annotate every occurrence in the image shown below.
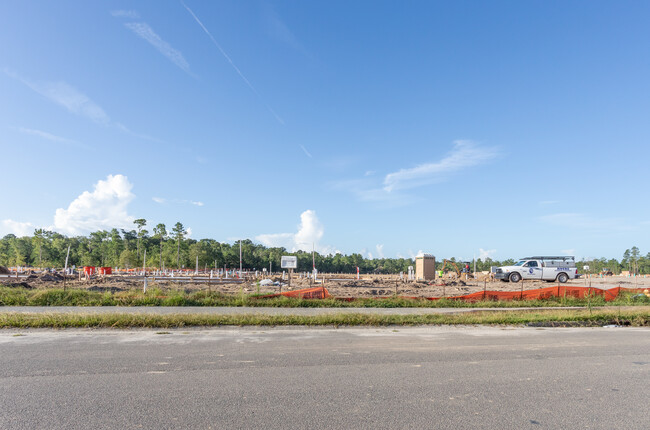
[123,22,193,76]
[17,127,88,149]
[255,232,294,249]
[53,174,135,235]
[407,250,424,260]
[294,210,324,250]
[479,248,497,260]
[376,244,385,259]
[329,178,416,207]
[185,227,193,238]
[111,10,139,19]
[15,77,110,125]
[256,210,337,254]
[114,122,163,143]
[5,70,157,141]
[151,197,203,207]
[383,140,498,192]
[331,140,497,207]
[1,219,35,237]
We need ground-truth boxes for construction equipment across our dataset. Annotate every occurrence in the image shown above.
[599,268,613,276]
[440,260,461,278]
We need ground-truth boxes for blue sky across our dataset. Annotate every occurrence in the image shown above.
[1,0,649,261]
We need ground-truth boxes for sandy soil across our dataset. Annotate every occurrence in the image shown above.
[2,272,649,298]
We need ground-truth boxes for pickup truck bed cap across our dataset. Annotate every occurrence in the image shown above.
[521,256,575,260]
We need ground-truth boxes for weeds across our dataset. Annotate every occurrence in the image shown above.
[0,286,648,309]
[0,308,648,328]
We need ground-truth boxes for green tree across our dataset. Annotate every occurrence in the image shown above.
[622,249,631,272]
[153,223,167,269]
[107,229,124,266]
[133,219,147,258]
[32,229,45,266]
[10,237,30,266]
[172,222,186,268]
[119,249,137,268]
[189,239,217,271]
[630,246,640,275]
[89,231,109,266]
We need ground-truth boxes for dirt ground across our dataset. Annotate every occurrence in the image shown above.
[2,272,649,298]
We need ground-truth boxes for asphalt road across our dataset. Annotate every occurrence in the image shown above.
[1,327,649,429]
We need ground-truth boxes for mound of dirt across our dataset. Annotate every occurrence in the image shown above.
[445,281,466,287]
[1,281,33,289]
[0,266,10,275]
[87,286,125,293]
[39,273,64,282]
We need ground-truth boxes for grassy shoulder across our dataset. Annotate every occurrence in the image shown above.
[1,286,650,308]
[1,308,649,328]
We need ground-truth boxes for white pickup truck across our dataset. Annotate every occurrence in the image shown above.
[494,256,578,283]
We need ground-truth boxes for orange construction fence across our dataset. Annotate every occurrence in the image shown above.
[424,286,647,302]
[259,287,331,299]
[259,286,647,302]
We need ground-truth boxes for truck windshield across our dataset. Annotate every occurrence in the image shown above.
[513,261,526,266]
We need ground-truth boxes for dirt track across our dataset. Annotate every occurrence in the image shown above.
[2,273,648,298]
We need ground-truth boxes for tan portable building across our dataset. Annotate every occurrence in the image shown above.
[415,254,436,281]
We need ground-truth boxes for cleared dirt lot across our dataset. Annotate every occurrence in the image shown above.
[2,272,648,298]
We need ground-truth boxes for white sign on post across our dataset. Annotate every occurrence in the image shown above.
[281,256,298,269]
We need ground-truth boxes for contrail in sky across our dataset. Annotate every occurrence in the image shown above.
[300,144,313,158]
[181,1,285,125]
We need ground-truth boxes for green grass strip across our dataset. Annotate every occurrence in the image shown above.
[1,308,648,328]
[2,287,649,308]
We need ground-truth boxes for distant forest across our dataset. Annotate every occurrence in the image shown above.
[0,221,647,275]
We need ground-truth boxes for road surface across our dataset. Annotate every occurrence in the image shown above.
[1,327,648,429]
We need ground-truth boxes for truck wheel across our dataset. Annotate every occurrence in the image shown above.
[556,273,569,283]
[509,272,521,283]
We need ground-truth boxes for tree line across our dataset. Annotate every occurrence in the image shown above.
[1,220,648,275]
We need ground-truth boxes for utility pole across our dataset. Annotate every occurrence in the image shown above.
[63,245,70,291]
[239,240,243,277]
[143,249,147,293]
[473,254,476,279]
[312,243,316,282]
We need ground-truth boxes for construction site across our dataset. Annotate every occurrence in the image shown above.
[2,259,649,300]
